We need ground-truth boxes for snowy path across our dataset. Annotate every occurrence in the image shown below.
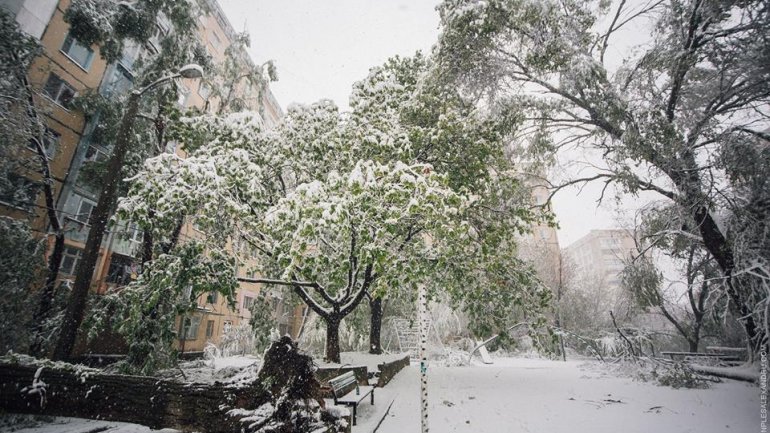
[376,358,757,433]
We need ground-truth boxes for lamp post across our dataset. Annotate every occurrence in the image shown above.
[52,65,203,361]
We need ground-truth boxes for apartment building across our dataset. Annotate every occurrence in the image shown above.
[563,229,636,292]
[1,0,298,355]
[516,175,562,291]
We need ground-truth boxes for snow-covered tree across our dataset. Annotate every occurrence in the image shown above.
[622,204,730,353]
[120,51,551,362]
[344,54,548,352]
[0,9,74,356]
[435,0,770,354]
[0,218,45,353]
[87,241,237,374]
[53,0,211,361]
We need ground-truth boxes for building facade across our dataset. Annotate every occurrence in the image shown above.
[1,0,299,355]
[563,229,636,292]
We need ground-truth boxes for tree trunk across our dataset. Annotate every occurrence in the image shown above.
[325,316,341,363]
[687,339,699,353]
[0,362,269,432]
[29,232,64,356]
[53,91,142,361]
[142,227,153,264]
[668,153,759,350]
[23,72,66,357]
[369,297,383,354]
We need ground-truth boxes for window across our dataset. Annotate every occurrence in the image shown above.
[243,295,256,311]
[198,81,211,99]
[127,224,143,244]
[177,84,190,107]
[119,40,144,70]
[59,246,83,275]
[209,31,223,52]
[103,63,134,97]
[207,291,218,304]
[223,320,232,334]
[61,34,94,70]
[181,315,202,340]
[43,74,77,109]
[84,145,108,162]
[106,254,135,285]
[205,320,215,338]
[147,22,169,53]
[27,128,60,159]
[0,174,39,211]
[73,195,96,224]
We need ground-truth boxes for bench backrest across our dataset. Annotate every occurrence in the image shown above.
[329,371,357,400]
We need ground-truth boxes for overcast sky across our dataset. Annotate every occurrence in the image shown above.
[216,0,644,248]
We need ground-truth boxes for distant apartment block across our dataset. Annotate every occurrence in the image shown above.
[564,229,636,291]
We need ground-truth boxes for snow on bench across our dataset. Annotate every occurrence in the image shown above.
[660,351,740,362]
[328,371,374,426]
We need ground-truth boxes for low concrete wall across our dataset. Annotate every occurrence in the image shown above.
[376,354,410,387]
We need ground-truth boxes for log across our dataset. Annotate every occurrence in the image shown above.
[0,338,348,432]
[0,359,269,433]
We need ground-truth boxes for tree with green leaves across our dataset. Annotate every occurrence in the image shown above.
[53,0,211,361]
[435,0,770,354]
[0,8,75,356]
[0,217,45,353]
[119,52,550,362]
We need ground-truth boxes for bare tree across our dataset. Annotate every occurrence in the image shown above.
[435,0,770,353]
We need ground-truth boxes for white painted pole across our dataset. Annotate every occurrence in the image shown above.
[418,284,429,433]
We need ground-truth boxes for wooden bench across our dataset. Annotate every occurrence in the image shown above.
[661,351,741,362]
[328,371,374,426]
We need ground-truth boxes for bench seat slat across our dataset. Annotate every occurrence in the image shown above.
[336,386,374,405]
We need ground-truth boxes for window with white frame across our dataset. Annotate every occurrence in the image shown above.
[177,84,190,107]
[103,63,134,97]
[198,81,211,99]
[72,194,96,224]
[84,144,108,162]
[59,246,83,275]
[43,73,77,109]
[209,31,223,52]
[242,295,256,311]
[181,315,202,340]
[61,33,94,70]
[147,19,169,53]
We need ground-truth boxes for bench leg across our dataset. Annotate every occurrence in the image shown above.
[371,389,375,405]
[352,404,357,426]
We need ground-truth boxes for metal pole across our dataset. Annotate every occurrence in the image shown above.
[419,284,429,433]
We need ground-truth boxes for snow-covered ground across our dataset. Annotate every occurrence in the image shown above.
[155,355,261,385]
[373,358,757,433]
[2,356,757,433]
[0,414,179,433]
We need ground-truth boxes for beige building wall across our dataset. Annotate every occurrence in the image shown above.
[1,0,110,234]
[563,229,636,291]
